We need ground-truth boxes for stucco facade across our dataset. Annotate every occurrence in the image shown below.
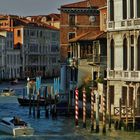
[107,0,140,115]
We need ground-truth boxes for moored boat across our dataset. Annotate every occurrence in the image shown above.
[0,88,15,96]
[17,96,56,106]
[0,117,34,136]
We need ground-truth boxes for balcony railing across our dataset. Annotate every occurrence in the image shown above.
[108,21,115,29]
[87,54,107,65]
[108,18,140,30]
[108,70,140,81]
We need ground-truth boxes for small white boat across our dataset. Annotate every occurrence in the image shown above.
[0,117,34,136]
[0,88,15,96]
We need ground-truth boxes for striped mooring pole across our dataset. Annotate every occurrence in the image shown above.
[91,88,94,131]
[75,88,79,127]
[83,87,86,128]
[102,90,106,133]
[95,90,100,133]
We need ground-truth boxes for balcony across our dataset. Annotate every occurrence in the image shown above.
[108,18,140,31]
[87,54,107,66]
[108,70,140,81]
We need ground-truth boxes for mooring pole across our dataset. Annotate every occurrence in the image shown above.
[95,90,99,133]
[37,89,40,118]
[108,92,111,130]
[44,86,49,118]
[27,82,31,116]
[82,87,86,128]
[118,98,122,130]
[75,88,79,127]
[91,88,94,132]
[33,86,35,118]
[133,100,135,131]
[125,99,128,130]
[102,89,106,133]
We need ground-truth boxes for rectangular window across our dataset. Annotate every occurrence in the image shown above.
[68,32,75,40]
[122,86,127,105]
[129,87,133,106]
[109,86,114,105]
[123,0,127,19]
[137,0,140,17]
[69,15,76,26]
[110,0,114,21]
[17,30,21,37]
[130,0,134,18]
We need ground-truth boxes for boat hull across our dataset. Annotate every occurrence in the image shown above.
[17,97,56,106]
[13,127,34,136]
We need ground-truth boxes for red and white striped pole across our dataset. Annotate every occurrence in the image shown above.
[83,87,86,128]
[91,88,94,131]
[75,88,79,126]
[102,90,106,133]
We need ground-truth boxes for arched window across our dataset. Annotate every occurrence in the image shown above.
[123,0,127,19]
[110,0,114,21]
[110,39,114,70]
[123,38,127,70]
[137,36,140,70]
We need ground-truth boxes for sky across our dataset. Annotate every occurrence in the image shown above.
[0,0,81,16]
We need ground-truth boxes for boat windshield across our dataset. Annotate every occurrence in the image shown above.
[3,89,10,92]
[10,117,27,126]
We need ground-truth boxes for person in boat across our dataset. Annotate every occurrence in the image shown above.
[12,116,27,126]
[12,116,20,125]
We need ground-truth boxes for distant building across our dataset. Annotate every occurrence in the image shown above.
[107,0,140,114]
[26,13,60,29]
[0,15,60,79]
[0,30,21,80]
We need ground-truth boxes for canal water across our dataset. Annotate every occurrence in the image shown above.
[0,82,140,140]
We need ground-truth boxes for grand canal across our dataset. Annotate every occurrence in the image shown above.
[0,81,140,140]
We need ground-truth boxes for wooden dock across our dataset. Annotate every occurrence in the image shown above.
[113,99,140,131]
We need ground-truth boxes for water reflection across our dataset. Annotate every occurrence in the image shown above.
[0,91,140,139]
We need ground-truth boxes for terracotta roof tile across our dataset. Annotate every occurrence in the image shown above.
[69,31,106,42]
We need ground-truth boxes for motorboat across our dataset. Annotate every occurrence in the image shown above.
[0,117,34,136]
[0,88,15,96]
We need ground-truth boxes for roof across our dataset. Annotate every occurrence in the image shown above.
[61,0,107,9]
[0,14,59,31]
[61,0,88,8]
[69,31,106,42]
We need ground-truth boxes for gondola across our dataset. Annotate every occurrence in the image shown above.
[17,96,56,106]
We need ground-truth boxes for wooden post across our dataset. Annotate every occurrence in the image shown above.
[29,92,32,116]
[95,90,99,133]
[91,89,94,131]
[75,88,79,127]
[108,92,111,129]
[133,100,135,131]
[118,98,122,129]
[37,89,40,118]
[125,99,128,130]
[102,89,106,133]
[83,87,86,128]
[44,86,49,118]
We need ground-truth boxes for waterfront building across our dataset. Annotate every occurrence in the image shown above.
[107,0,140,114]
[59,0,107,93]
[0,30,21,80]
[0,15,60,79]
